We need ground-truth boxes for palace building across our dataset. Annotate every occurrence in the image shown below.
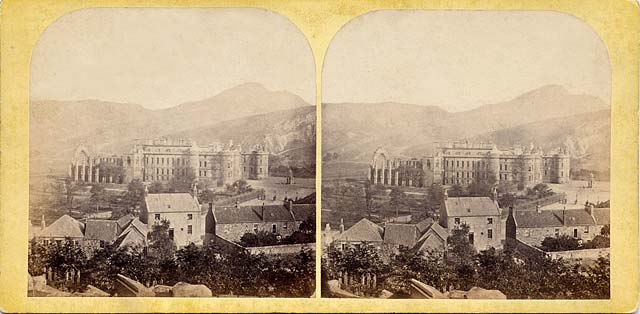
[69,138,269,186]
[369,141,570,188]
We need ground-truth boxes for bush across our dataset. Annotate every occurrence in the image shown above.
[540,235,580,252]
[240,230,279,247]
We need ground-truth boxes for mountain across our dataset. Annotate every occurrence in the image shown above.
[322,85,610,169]
[471,109,611,174]
[170,106,317,167]
[29,83,313,174]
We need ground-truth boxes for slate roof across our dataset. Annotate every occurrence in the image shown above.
[444,197,500,217]
[291,204,315,222]
[122,218,148,236]
[116,214,135,230]
[415,218,435,234]
[334,218,384,243]
[36,214,85,239]
[513,211,563,228]
[549,209,596,226]
[84,219,119,242]
[383,223,419,247]
[514,209,603,228]
[416,223,448,252]
[214,205,296,224]
[145,193,200,213]
[591,208,610,225]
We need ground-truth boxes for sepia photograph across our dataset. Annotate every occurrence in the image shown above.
[321,10,611,299]
[27,8,316,298]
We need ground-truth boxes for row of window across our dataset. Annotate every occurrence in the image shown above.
[154,214,194,234]
[145,156,189,166]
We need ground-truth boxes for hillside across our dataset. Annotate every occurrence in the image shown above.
[30,83,313,174]
[322,85,610,164]
[471,109,611,174]
[170,106,317,167]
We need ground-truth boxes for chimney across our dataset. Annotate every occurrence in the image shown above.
[261,202,265,221]
[41,214,46,230]
[535,203,541,214]
[339,218,345,233]
[325,223,331,232]
[209,202,213,211]
[562,206,566,225]
[286,199,293,211]
[443,189,448,200]
[235,200,239,209]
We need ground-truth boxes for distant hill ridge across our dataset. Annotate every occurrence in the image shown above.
[30,83,313,174]
[322,84,610,174]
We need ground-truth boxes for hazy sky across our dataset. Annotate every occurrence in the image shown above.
[323,10,611,112]
[31,8,316,109]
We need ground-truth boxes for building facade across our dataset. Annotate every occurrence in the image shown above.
[142,193,206,248]
[369,141,570,188]
[440,196,504,251]
[506,204,610,247]
[69,138,269,186]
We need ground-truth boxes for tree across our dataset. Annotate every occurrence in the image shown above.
[540,235,580,252]
[298,216,315,234]
[467,180,492,197]
[167,168,195,193]
[532,183,553,198]
[240,230,279,247]
[388,187,409,215]
[425,183,445,211]
[148,219,176,260]
[498,193,517,209]
[225,179,253,195]
[64,177,82,208]
[448,184,465,197]
[121,179,146,216]
[28,240,49,276]
[199,189,216,204]
[327,243,384,278]
[89,184,110,211]
[147,181,165,194]
[600,225,610,237]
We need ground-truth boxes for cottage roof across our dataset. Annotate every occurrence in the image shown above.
[383,223,419,247]
[114,226,146,249]
[416,232,447,252]
[291,204,315,222]
[513,211,563,228]
[214,205,296,224]
[122,218,148,236]
[334,218,384,243]
[293,192,316,205]
[444,197,500,217]
[591,208,610,225]
[36,214,85,239]
[415,217,435,234]
[549,209,596,226]
[84,219,119,242]
[145,193,200,213]
[116,214,135,229]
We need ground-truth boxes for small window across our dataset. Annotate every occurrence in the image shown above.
[555,228,560,236]
[584,226,589,234]
[155,214,161,220]
[487,218,493,225]
[99,240,105,248]
[187,225,193,235]
[168,229,174,240]
[573,228,578,238]
[272,224,277,234]
[253,223,258,233]
[454,218,460,225]
[283,222,288,229]
[487,229,493,239]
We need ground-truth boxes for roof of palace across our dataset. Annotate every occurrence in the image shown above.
[145,193,201,213]
[36,214,85,239]
[444,197,501,217]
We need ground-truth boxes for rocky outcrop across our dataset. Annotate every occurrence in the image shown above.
[170,282,213,297]
[114,274,155,297]
[409,279,507,299]
[72,285,111,297]
[325,279,360,298]
[152,285,173,297]
[27,274,72,297]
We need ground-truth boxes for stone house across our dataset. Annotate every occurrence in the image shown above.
[143,193,206,248]
[440,196,504,250]
[506,204,610,247]
[210,200,315,243]
[34,214,85,246]
[331,217,448,259]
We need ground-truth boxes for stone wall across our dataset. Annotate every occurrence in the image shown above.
[246,243,315,255]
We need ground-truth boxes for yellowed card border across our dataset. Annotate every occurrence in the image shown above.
[1,0,638,312]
